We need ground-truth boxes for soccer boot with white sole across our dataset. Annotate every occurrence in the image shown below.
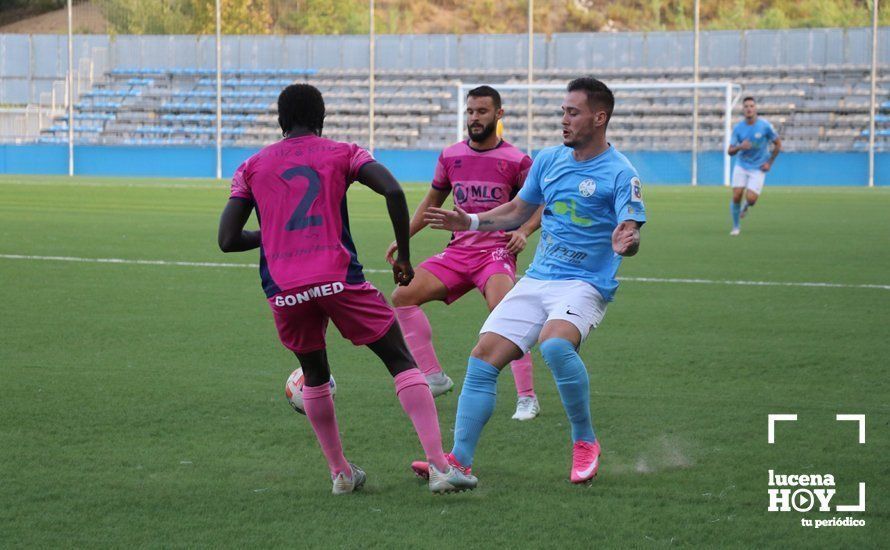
[411,452,471,481]
[511,395,540,421]
[429,463,478,494]
[729,228,741,236]
[570,440,601,484]
[425,372,454,398]
[331,462,366,495]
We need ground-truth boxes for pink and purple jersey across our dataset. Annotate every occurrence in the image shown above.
[230,134,375,297]
[432,140,532,250]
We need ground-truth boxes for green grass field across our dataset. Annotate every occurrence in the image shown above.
[1,175,888,548]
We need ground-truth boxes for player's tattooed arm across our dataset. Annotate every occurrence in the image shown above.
[357,162,415,286]
[218,197,261,252]
[518,205,543,235]
[762,138,782,172]
[475,196,538,231]
[425,196,538,233]
[612,220,641,257]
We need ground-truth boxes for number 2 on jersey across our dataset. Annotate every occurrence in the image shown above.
[281,166,323,230]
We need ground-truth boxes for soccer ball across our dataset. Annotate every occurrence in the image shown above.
[285,368,336,415]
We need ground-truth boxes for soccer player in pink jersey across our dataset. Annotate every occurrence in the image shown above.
[384,86,543,421]
[217,84,476,495]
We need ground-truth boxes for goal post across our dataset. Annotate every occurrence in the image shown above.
[456,81,742,186]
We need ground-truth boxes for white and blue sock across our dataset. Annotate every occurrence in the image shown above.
[540,338,596,443]
[451,357,500,467]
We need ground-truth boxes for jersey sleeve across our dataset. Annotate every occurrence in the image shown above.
[347,144,376,182]
[431,153,451,191]
[229,161,253,201]
[517,154,545,205]
[730,125,742,146]
[515,154,533,188]
[765,121,779,142]
[614,171,647,225]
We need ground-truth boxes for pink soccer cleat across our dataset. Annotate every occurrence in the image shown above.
[570,440,601,484]
[411,453,471,481]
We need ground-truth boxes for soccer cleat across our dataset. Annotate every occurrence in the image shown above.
[411,452,471,481]
[425,372,454,398]
[729,228,740,236]
[570,440,601,484]
[331,462,366,495]
[429,463,478,494]
[511,396,540,421]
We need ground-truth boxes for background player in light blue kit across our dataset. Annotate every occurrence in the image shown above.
[417,77,646,485]
[727,96,782,235]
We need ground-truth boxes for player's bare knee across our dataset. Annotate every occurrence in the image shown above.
[366,323,417,376]
[295,350,331,386]
[470,343,500,366]
[390,286,405,306]
[471,333,520,368]
[391,286,416,308]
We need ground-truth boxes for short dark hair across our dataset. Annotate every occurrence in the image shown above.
[466,85,502,110]
[743,96,756,103]
[567,77,614,123]
[278,84,325,136]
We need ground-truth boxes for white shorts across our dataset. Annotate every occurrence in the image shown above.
[479,277,607,353]
[732,165,766,195]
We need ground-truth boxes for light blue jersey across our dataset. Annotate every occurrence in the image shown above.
[731,117,778,170]
[518,145,647,302]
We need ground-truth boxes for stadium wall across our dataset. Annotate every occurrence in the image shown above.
[1,144,887,186]
[1,27,888,104]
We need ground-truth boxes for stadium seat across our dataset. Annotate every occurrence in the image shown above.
[44,64,886,150]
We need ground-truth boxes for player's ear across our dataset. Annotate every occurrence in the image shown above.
[496,108,504,120]
[594,109,608,128]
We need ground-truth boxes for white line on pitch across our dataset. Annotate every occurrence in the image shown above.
[0,178,429,190]
[0,254,393,272]
[0,254,257,269]
[0,179,223,190]
[619,276,890,291]
[1,254,889,291]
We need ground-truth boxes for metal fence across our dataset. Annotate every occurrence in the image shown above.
[3,28,889,105]
[0,0,886,184]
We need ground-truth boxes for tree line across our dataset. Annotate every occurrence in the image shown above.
[2,0,886,34]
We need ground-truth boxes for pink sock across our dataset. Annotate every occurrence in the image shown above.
[394,369,448,471]
[510,353,536,397]
[395,306,443,376]
[302,383,350,476]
